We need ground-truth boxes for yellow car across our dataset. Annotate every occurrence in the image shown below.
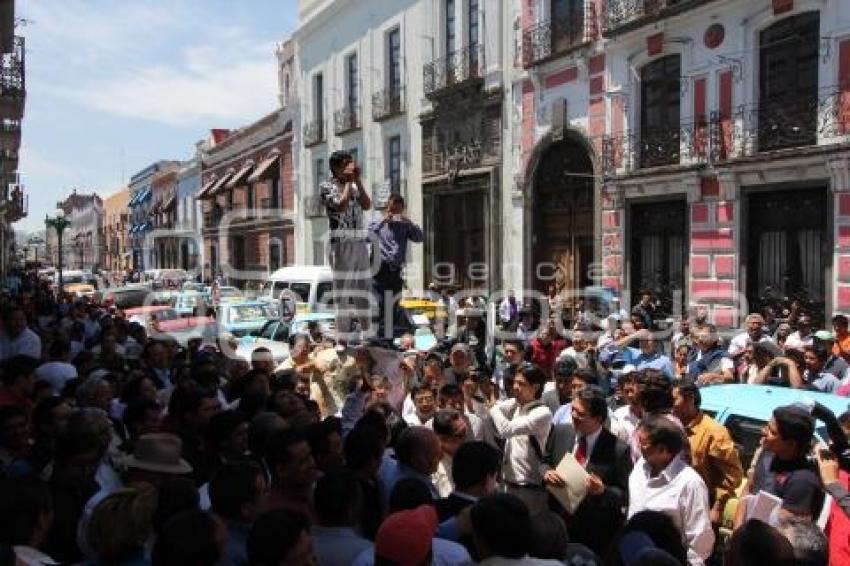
[399,297,447,322]
[65,282,96,298]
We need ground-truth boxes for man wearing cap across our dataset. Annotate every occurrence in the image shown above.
[77,433,193,559]
[728,313,775,359]
[320,150,372,340]
[814,329,849,378]
[745,405,825,523]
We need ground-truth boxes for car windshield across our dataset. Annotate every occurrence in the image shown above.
[183,283,203,292]
[231,305,267,323]
[288,282,311,303]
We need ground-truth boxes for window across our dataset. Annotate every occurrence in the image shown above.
[640,54,681,168]
[246,185,254,210]
[388,28,401,92]
[758,12,820,151]
[269,241,281,271]
[317,281,334,307]
[346,53,358,111]
[445,0,456,55]
[315,159,325,194]
[314,73,324,125]
[551,0,585,51]
[724,415,766,470]
[269,176,280,208]
[468,0,479,69]
[388,136,402,192]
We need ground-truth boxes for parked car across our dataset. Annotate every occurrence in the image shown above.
[174,290,210,317]
[236,312,336,364]
[99,285,153,309]
[65,282,97,298]
[214,300,278,337]
[261,265,334,314]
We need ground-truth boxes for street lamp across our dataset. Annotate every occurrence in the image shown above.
[45,208,70,297]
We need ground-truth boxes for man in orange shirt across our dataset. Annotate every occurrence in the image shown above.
[672,381,743,527]
[832,314,850,363]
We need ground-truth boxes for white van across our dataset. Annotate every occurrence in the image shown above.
[262,266,334,313]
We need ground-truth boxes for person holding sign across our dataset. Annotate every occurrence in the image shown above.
[541,385,632,556]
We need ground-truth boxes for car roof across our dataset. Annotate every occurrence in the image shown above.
[700,384,850,422]
[294,312,335,322]
[268,265,333,280]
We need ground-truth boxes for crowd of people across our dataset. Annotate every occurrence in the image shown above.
[0,265,849,566]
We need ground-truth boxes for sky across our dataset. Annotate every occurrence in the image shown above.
[15,0,299,232]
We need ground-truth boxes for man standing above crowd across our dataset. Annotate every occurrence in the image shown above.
[320,151,372,341]
[368,194,423,340]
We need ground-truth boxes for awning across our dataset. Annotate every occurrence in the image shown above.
[209,170,234,196]
[139,188,152,203]
[129,224,138,234]
[226,161,254,189]
[247,154,279,183]
[129,192,141,207]
[196,177,217,199]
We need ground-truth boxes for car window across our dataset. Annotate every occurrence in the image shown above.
[272,281,288,298]
[288,282,311,303]
[260,322,277,340]
[703,409,717,419]
[724,415,765,470]
[231,305,266,322]
[316,282,334,307]
[273,324,290,342]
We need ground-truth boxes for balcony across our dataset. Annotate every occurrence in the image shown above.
[522,5,596,67]
[372,86,406,121]
[6,185,26,222]
[423,44,483,98]
[372,180,407,209]
[303,195,325,218]
[600,87,850,177]
[0,36,24,119]
[333,106,360,135]
[602,0,716,37]
[303,119,325,147]
[0,119,20,152]
[202,207,223,229]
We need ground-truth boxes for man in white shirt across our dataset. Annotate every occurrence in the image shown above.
[404,384,436,427]
[728,313,775,358]
[0,307,41,361]
[784,314,814,352]
[612,368,642,442]
[36,338,78,395]
[431,409,468,498]
[628,415,714,565]
[489,363,552,515]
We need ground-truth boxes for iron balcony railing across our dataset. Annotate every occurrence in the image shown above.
[601,0,717,37]
[372,86,406,121]
[0,36,24,97]
[303,195,325,218]
[601,87,850,177]
[423,44,483,97]
[303,119,325,147]
[522,4,597,67]
[333,106,360,135]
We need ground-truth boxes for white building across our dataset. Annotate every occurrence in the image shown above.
[67,194,103,270]
[292,0,513,293]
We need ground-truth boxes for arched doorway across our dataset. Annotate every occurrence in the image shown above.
[532,135,595,295]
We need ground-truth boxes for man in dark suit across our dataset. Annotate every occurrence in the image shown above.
[542,385,632,556]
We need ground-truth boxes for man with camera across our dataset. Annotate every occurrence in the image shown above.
[319,151,372,341]
[368,193,423,340]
